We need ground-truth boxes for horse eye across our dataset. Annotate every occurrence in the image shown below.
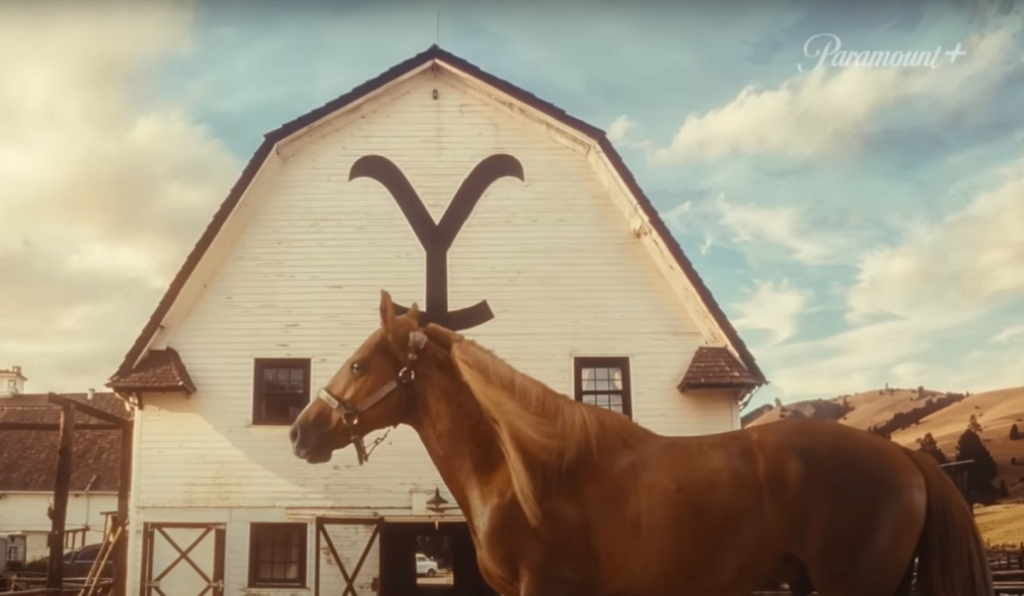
[351,362,364,376]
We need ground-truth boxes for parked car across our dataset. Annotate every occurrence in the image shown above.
[415,553,439,577]
[63,543,113,579]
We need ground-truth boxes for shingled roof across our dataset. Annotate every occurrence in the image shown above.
[107,348,195,394]
[678,347,762,391]
[109,45,766,391]
[0,393,131,492]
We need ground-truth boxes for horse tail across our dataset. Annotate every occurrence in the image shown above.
[907,448,993,596]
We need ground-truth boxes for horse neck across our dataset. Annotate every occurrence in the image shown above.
[405,349,506,508]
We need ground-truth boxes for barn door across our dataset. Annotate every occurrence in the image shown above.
[315,517,381,596]
[140,522,225,596]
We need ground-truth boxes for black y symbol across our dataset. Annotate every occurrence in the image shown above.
[349,154,525,331]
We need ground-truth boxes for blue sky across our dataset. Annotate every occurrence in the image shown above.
[1,0,1022,410]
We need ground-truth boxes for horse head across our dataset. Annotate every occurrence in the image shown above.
[289,290,429,465]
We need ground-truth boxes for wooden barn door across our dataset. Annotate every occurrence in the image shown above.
[139,522,225,596]
[315,517,382,596]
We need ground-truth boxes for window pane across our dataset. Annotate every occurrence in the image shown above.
[581,368,595,391]
[610,368,623,391]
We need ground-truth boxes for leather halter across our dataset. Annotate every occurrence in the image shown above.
[315,330,427,465]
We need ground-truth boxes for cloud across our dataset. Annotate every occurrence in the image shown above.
[605,114,649,150]
[731,280,812,346]
[993,325,1024,343]
[847,156,1024,321]
[753,152,1024,402]
[651,18,1022,164]
[0,1,240,392]
[763,309,976,400]
[714,194,837,264]
[607,114,635,142]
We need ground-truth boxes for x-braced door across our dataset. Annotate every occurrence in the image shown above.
[315,518,381,596]
[140,522,225,596]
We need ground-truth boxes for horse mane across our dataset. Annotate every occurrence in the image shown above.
[448,337,655,527]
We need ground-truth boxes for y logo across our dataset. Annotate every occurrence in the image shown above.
[349,154,525,331]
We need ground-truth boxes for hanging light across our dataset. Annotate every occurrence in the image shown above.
[426,488,448,513]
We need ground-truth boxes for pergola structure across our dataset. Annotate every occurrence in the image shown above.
[0,393,132,594]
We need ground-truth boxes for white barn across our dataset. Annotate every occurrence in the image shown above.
[106,46,766,596]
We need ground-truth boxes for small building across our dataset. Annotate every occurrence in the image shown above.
[106,46,766,596]
[0,389,129,561]
[0,366,27,397]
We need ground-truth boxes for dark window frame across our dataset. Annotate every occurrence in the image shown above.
[252,358,311,426]
[248,522,308,589]
[573,356,632,419]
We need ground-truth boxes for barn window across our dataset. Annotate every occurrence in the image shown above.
[253,358,311,425]
[248,522,307,588]
[574,357,632,419]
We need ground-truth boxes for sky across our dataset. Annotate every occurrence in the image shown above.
[0,0,1022,411]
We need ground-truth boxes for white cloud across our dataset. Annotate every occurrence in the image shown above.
[607,114,635,142]
[764,309,977,399]
[993,325,1024,343]
[652,19,1022,164]
[0,1,239,392]
[756,153,1024,401]
[714,194,837,264]
[606,114,649,149]
[731,279,811,346]
[847,157,1024,321]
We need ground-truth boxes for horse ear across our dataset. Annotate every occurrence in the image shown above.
[380,290,395,331]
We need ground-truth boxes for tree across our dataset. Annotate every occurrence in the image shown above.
[915,432,948,465]
[774,397,783,408]
[968,414,982,434]
[1011,423,1021,441]
[955,429,999,499]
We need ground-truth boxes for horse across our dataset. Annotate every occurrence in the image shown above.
[289,290,994,596]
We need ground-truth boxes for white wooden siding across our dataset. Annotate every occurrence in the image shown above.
[0,492,116,560]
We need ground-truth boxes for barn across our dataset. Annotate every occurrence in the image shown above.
[105,45,766,596]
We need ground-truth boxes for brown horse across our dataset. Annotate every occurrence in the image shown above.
[290,291,993,596]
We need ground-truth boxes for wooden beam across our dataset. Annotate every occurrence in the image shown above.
[47,402,75,590]
[113,421,133,595]
[47,392,131,428]
[0,422,120,431]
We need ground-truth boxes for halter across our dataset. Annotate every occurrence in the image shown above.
[315,330,428,465]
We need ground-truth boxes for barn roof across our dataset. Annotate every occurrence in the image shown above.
[107,44,766,392]
[678,347,762,391]
[107,348,195,395]
[0,393,130,492]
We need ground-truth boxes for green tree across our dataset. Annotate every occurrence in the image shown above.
[1011,423,1021,440]
[955,429,999,499]
[968,414,983,434]
[915,432,948,465]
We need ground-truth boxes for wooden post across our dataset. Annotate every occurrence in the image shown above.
[114,421,133,596]
[47,402,75,590]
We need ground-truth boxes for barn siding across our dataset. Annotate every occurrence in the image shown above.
[0,492,116,560]
[124,68,746,594]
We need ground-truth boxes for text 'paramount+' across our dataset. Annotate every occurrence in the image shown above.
[799,33,968,72]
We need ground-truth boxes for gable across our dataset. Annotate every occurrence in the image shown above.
[107,45,765,395]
